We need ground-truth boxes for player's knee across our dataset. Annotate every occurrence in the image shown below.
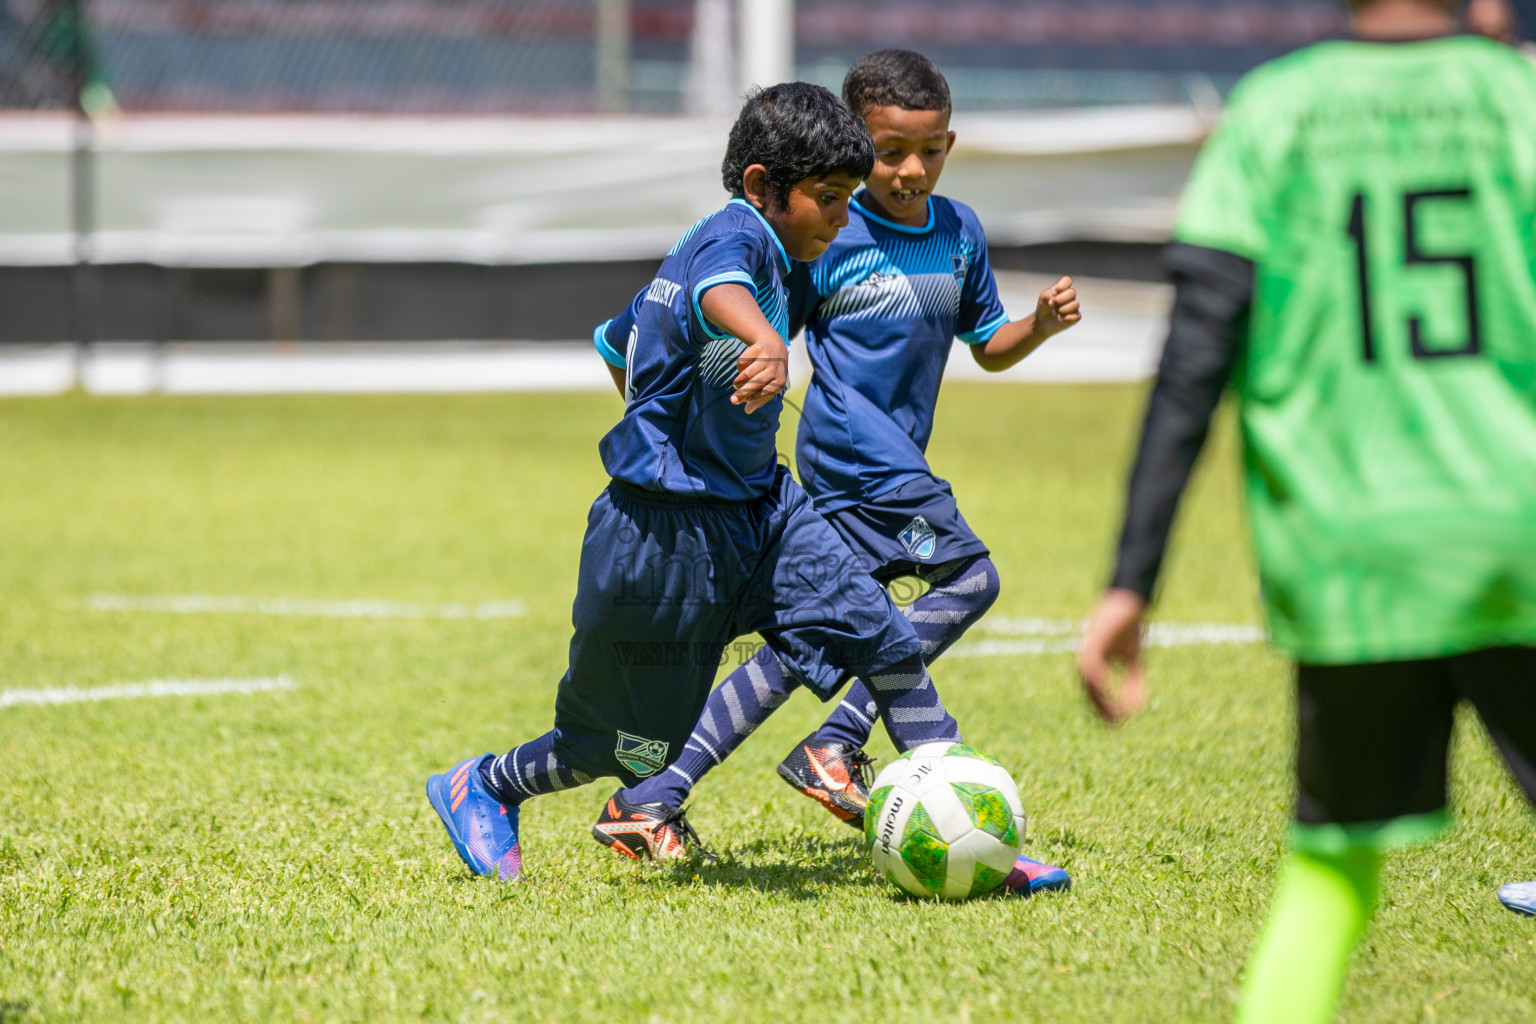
[935,555,1001,615]
[975,557,1002,613]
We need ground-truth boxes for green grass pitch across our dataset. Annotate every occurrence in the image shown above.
[1,385,1532,1023]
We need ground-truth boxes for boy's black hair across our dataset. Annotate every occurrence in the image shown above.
[721,82,875,208]
[841,49,951,119]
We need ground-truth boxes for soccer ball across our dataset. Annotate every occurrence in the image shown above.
[864,742,1025,900]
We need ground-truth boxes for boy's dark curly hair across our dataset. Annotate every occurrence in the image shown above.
[842,49,951,119]
[721,82,874,208]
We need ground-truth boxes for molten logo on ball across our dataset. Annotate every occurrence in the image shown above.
[863,743,1025,900]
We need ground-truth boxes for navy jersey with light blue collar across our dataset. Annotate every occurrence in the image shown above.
[796,193,1008,511]
[598,199,792,502]
[594,193,1009,510]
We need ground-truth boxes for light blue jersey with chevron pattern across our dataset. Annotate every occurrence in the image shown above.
[598,200,791,502]
[797,194,1009,511]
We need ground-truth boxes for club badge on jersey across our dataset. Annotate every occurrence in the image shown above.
[951,252,970,286]
[898,515,938,560]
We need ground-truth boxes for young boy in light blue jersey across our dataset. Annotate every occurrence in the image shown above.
[590,51,1080,895]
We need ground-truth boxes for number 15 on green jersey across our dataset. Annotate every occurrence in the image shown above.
[1173,36,1536,665]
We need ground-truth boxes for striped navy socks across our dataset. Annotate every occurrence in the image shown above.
[480,731,594,806]
[815,555,1000,749]
[623,645,798,808]
[621,556,997,808]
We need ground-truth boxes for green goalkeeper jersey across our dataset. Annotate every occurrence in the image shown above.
[1175,36,1536,664]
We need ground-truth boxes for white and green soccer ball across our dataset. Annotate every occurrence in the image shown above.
[864,742,1025,901]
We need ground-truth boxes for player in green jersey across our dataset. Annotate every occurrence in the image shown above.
[1075,1,1536,1021]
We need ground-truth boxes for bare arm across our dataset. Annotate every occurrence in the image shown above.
[699,283,788,415]
[591,284,646,401]
[970,276,1080,372]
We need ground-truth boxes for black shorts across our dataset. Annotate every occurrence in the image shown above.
[1294,646,1536,853]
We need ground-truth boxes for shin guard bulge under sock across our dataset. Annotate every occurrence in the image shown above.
[864,653,961,751]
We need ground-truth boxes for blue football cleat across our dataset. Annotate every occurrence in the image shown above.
[1498,881,1536,916]
[1006,854,1072,897]
[426,754,522,882]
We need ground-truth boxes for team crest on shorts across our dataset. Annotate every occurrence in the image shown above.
[898,515,937,560]
[615,732,669,777]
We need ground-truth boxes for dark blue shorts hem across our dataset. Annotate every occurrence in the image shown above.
[821,474,989,582]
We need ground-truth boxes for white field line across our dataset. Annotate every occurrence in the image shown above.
[952,637,1082,658]
[87,593,526,620]
[981,617,1080,636]
[0,675,297,708]
[950,618,1267,659]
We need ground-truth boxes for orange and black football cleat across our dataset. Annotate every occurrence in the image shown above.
[591,790,713,862]
[776,734,875,830]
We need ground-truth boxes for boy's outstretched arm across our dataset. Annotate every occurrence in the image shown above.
[700,283,788,415]
[970,276,1080,372]
[1077,245,1250,722]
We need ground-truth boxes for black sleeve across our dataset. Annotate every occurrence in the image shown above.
[1109,243,1254,598]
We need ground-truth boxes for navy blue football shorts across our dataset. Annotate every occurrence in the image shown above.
[820,474,990,584]
[551,466,925,786]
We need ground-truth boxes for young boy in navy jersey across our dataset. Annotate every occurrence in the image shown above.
[426,82,974,882]
[590,51,1080,893]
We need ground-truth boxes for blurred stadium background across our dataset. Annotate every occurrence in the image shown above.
[0,0,1531,391]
